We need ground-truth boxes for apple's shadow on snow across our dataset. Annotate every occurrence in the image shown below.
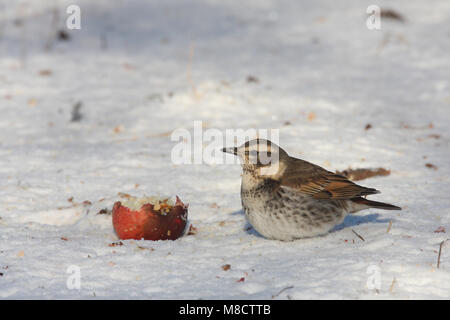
[231,209,390,237]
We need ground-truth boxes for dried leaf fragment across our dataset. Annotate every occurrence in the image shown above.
[187,224,198,235]
[222,264,231,271]
[434,226,446,233]
[113,125,124,134]
[28,98,37,106]
[39,70,52,76]
[97,208,110,215]
[109,241,123,247]
[247,75,259,83]
[209,202,219,209]
[381,9,405,22]
[57,30,70,41]
[118,192,132,199]
[335,167,391,181]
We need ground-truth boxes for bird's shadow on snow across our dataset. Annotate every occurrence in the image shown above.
[331,213,390,233]
[232,209,391,237]
[231,209,264,238]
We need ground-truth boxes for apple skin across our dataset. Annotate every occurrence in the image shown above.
[112,196,188,240]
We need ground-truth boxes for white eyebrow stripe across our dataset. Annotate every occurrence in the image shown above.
[244,143,272,153]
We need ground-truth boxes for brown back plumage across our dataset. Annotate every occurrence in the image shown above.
[280,158,380,200]
[279,157,400,210]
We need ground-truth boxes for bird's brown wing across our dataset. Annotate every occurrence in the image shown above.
[280,158,380,200]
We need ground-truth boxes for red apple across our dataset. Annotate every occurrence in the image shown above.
[112,196,188,240]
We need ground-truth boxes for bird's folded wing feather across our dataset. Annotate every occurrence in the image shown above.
[280,158,380,200]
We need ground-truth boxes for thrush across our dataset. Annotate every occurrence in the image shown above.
[222,139,401,241]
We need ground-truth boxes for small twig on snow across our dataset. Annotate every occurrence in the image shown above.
[271,285,294,299]
[437,239,449,269]
[386,220,393,233]
[45,7,59,51]
[352,229,365,242]
[389,277,397,293]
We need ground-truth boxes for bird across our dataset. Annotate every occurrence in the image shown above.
[221,139,401,241]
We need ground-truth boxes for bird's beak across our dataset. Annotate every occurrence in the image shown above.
[221,147,237,155]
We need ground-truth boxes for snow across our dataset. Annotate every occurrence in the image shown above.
[0,0,449,299]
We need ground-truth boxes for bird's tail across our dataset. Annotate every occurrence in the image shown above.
[351,197,401,210]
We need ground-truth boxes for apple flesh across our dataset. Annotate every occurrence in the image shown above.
[112,196,188,240]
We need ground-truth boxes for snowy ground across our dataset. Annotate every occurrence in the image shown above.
[0,0,449,299]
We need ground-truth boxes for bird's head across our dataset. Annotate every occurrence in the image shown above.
[221,139,288,178]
